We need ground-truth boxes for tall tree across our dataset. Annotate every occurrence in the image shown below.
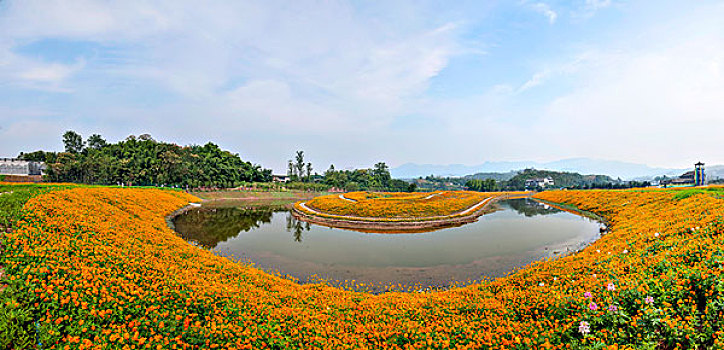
[287,160,295,180]
[306,162,313,182]
[87,134,107,150]
[295,151,305,181]
[63,130,85,154]
[372,162,391,187]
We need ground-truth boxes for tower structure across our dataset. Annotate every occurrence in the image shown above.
[694,162,705,186]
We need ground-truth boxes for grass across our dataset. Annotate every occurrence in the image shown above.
[670,186,724,201]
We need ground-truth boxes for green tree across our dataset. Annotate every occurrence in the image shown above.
[306,163,313,182]
[63,130,85,154]
[466,179,497,192]
[372,162,391,187]
[407,182,417,192]
[295,151,305,181]
[87,134,107,150]
[26,132,271,187]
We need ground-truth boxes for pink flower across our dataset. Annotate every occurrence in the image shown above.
[589,302,598,311]
[608,304,618,312]
[584,292,592,299]
[607,283,616,291]
[645,296,654,304]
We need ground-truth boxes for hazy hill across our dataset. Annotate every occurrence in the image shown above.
[391,158,687,180]
[463,171,518,182]
[706,165,724,181]
[505,169,614,189]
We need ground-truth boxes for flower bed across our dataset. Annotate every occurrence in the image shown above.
[301,191,499,220]
[1,185,724,348]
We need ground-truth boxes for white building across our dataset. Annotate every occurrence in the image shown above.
[272,174,290,183]
[525,177,555,189]
[0,158,45,176]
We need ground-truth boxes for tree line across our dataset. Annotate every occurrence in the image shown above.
[415,169,650,192]
[286,151,416,192]
[19,131,272,188]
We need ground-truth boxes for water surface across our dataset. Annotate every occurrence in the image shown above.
[173,199,601,291]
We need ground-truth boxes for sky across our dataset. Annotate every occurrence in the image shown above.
[1,0,723,173]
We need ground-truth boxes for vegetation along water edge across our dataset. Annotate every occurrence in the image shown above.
[1,183,723,348]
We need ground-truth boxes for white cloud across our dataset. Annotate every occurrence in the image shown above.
[0,44,84,92]
[517,53,592,92]
[536,20,724,167]
[1,1,462,125]
[0,119,65,156]
[586,0,612,11]
[18,60,83,83]
[518,70,551,92]
[573,0,613,19]
[530,2,558,24]
[3,1,724,171]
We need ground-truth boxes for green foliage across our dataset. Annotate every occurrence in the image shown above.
[0,185,62,349]
[322,162,410,192]
[295,151,305,181]
[0,184,59,229]
[86,133,107,150]
[174,207,279,248]
[282,182,331,192]
[406,182,417,192]
[672,187,724,201]
[466,178,497,192]
[19,132,272,188]
[62,130,85,154]
[0,294,36,349]
[505,169,614,190]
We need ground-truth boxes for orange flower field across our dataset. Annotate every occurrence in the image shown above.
[299,191,515,221]
[2,184,724,348]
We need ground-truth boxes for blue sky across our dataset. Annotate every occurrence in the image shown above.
[1,0,723,173]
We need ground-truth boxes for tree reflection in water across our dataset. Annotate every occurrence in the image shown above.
[174,207,281,248]
[285,212,311,242]
[505,198,561,217]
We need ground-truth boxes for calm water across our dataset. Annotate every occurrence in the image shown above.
[173,199,601,291]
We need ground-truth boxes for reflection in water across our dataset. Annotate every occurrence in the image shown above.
[505,198,560,217]
[172,199,601,292]
[286,213,311,242]
[175,207,311,248]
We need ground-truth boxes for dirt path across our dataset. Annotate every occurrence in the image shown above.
[422,191,444,200]
[339,194,357,203]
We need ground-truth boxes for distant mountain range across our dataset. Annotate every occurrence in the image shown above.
[390,158,718,180]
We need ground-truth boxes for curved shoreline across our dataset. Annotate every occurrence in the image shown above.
[292,193,530,232]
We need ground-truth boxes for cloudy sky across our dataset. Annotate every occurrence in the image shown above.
[1,0,723,173]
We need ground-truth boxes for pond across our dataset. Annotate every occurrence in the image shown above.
[172,198,602,292]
